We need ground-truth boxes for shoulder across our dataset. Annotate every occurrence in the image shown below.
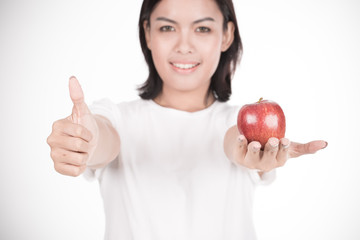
[89,98,152,130]
[118,98,152,111]
[91,98,151,113]
[212,101,241,125]
[214,101,240,115]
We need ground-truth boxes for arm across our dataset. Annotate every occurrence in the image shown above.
[87,115,120,169]
[47,77,120,176]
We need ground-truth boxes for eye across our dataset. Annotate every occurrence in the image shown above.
[160,26,175,32]
[195,26,211,33]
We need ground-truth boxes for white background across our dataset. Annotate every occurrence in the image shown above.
[0,0,359,239]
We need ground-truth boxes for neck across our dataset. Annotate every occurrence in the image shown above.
[154,87,215,112]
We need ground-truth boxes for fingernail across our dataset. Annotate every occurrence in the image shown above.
[282,143,290,149]
[269,139,279,148]
[322,141,328,149]
[281,140,290,149]
[253,145,261,152]
[280,138,290,149]
[238,135,246,143]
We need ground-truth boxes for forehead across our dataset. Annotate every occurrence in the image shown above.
[150,0,223,22]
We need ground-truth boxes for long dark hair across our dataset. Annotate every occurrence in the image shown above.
[137,0,243,102]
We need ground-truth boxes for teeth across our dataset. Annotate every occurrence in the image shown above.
[172,63,199,69]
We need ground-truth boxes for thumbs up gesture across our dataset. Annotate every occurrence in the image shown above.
[47,77,99,176]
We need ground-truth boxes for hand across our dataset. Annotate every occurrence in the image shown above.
[47,77,99,176]
[233,135,327,173]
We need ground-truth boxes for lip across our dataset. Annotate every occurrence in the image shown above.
[170,62,200,74]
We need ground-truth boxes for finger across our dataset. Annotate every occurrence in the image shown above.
[243,141,261,169]
[69,76,90,123]
[289,140,328,158]
[54,162,86,177]
[260,137,279,171]
[306,140,328,153]
[233,135,248,165]
[52,119,93,142]
[51,135,91,153]
[69,76,85,106]
[51,148,89,166]
[276,138,290,167]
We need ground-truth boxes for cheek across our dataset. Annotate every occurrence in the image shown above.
[151,34,171,62]
[200,40,222,71]
[150,38,169,71]
[197,34,222,54]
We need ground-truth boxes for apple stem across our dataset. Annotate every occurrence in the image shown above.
[258,97,263,103]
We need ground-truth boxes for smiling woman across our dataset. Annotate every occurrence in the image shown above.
[44,0,329,239]
[2,0,360,239]
[138,0,243,105]
[143,1,235,111]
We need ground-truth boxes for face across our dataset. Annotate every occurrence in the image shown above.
[144,0,234,96]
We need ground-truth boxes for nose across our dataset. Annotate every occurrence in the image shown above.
[175,30,194,54]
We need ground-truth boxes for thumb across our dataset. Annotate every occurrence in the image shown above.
[69,76,85,105]
[289,140,327,158]
[69,76,90,123]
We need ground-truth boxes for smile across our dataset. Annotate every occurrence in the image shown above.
[171,62,200,70]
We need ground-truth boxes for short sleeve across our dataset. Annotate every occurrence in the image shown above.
[248,169,276,185]
[89,98,121,133]
[83,98,121,181]
[225,105,241,129]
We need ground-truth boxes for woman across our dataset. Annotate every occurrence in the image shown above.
[47,0,327,239]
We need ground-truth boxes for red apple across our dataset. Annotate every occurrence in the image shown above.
[237,98,286,149]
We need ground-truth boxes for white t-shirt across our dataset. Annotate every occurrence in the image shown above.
[84,98,275,240]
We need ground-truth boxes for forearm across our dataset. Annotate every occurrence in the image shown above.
[87,115,120,169]
[223,125,239,163]
[224,125,264,177]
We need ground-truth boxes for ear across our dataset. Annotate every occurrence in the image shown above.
[143,20,152,50]
[221,21,235,52]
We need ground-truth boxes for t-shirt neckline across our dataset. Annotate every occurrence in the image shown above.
[148,99,219,116]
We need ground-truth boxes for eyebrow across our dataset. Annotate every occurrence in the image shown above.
[155,17,215,25]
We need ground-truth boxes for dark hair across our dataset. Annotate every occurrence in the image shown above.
[137,0,243,102]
